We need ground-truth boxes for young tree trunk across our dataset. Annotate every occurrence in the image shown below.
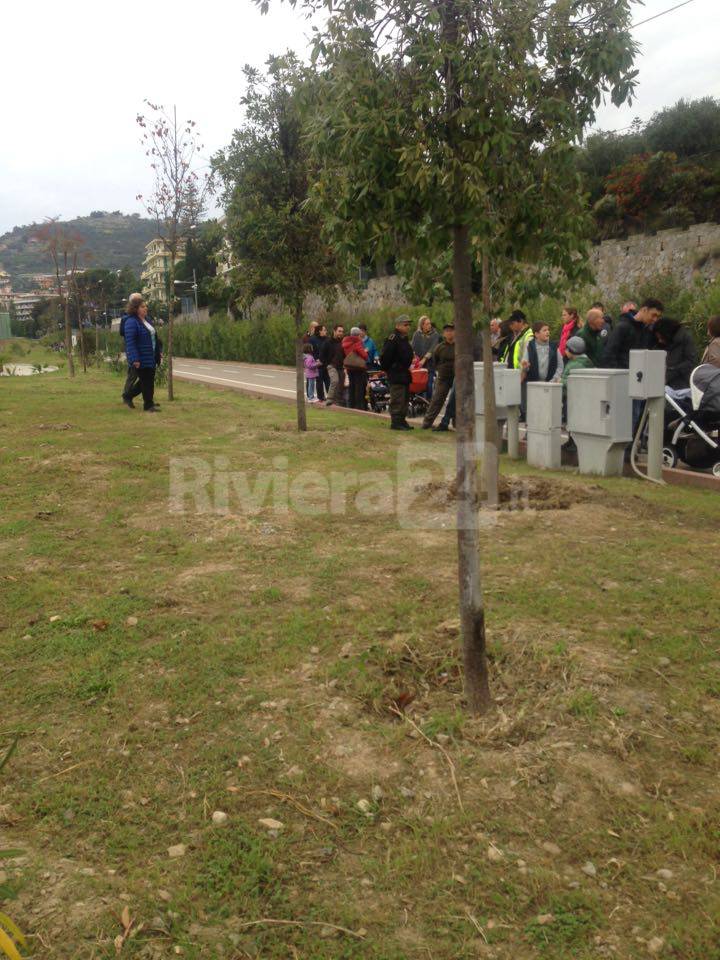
[78,325,87,373]
[95,315,100,354]
[481,254,499,508]
[167,262,175,401]
[294,302,307,433]
[63,295,75,379]
[76,296,87,374]
[452,223,491,714]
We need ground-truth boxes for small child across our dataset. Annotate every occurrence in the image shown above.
[561,336,593,387]
[562,335,593,429]
[303,343,321,401]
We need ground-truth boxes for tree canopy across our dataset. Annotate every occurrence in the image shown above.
[299,0,638,306]
[213,54,350,430]
[578,97,720,232]
[214,55,347,312]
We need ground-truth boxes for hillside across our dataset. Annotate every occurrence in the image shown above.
[0,211,158,290]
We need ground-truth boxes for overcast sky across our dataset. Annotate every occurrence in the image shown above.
[1,0,718,236]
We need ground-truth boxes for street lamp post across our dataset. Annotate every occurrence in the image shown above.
[174,270,199,324]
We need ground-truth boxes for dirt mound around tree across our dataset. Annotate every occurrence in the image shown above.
[417,474,599,511]
[496,474,600,510]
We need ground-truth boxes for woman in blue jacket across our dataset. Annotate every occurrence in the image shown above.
[122,297,161,412]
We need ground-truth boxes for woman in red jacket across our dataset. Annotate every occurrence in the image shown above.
[558,306,583,358]
[342,326,369,409]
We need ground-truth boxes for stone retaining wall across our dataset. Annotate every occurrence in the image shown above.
[590,222,720,300]
[248,222,720,320]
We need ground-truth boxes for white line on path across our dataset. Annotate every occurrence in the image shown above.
[174,370,296,396]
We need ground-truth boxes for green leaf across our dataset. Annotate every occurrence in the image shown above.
[0,915,25,950]
[0,737,18,775]
[0,927,22,960]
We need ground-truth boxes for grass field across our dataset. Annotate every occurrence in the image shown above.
[1,365,719,959]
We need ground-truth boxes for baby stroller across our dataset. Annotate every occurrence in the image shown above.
[367,369,390,413]
[663,364,720,476]
[408,363,430,419]
[368,365,430,419]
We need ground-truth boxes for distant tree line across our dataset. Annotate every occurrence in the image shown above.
[578,97,720,238]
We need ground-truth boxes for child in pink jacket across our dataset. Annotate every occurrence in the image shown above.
[303,343,321,401]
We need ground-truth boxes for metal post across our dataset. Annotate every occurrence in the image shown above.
[506,406,520,459]
[646,396,665,481]
[192,268,199,323]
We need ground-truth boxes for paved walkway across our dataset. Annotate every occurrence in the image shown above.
[174,357,298,401]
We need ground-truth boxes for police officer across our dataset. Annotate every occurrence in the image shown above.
[380,315,414,430]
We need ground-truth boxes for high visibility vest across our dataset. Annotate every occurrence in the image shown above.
[509,327,533,369]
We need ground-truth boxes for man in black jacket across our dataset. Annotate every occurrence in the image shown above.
[653,317,698,390]
[320,324,345,406]
[380,315,414,430]
[601,298,664,369]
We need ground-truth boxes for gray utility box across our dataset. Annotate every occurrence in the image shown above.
[629,349,666,399]
[567,368,632,476]
[526,382,563,469]
[474,363,521,418]
[474,363,522,457]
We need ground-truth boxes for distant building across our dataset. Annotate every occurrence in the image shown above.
[141,237,186,303]
[0,271,12,298]
[0,271,12,314]
[12,291,55,325]
[22,273,57,291]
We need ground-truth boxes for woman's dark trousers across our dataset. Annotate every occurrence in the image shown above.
[128,367,156,409]
[348,370,368,409]
[122,365,139,401]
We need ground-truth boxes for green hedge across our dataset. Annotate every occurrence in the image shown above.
[172,277,719,364]
[172,303,456,365]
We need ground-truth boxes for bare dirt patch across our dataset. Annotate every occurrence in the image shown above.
[176,561,235,584]
[322,726,403,781]
[416,474,601,511]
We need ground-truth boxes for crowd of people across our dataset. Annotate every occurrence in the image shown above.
[302,302,720,431]
[115,291,720,431]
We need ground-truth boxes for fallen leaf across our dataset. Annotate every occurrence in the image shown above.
[0,805,21,826]
[389,690,416,714]
[92,620,109,632]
